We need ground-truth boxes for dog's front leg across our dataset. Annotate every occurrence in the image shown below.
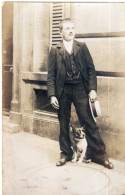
[71,150,77,163]
[77,150,85,164]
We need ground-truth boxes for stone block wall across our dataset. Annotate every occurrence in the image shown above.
[97,77,125,160]
[70,3,125,161]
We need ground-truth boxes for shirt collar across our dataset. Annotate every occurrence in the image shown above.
[63,39,73,54]
[63,39,73,46]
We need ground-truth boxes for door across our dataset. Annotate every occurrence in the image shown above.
[2,3,13,114]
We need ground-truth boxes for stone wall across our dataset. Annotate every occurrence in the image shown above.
[70,3,125,161]
[10,3,50,123]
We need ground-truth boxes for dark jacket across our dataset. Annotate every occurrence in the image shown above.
[47,40,97,100]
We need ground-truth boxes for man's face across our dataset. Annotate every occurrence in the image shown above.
[60,22,75,41]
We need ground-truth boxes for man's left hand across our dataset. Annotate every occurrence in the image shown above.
[89,90,97,102]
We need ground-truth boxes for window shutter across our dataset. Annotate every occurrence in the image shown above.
[50,3,64,46]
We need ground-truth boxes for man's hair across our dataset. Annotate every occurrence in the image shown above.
[59,18,74,31]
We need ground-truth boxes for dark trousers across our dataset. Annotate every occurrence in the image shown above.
[57,81,108,161]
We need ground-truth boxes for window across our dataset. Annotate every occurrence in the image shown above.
[50,2,64,46]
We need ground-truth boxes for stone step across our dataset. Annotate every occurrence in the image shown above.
[2,115,20,133]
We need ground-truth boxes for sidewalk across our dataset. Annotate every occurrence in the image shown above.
[2,117,125,195]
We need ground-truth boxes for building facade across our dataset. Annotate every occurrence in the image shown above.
[3,2,125,161]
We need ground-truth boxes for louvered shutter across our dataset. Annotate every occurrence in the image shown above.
[50,3,64,46]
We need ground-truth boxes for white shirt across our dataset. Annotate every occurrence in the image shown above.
[63,39,73,54]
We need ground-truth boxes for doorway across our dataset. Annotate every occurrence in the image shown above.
[2,2,13,114]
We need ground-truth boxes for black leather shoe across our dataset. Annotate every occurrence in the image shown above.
[56,157,67,166]
[56,153,72,166]
[102,160,114,169]
[92,158,114,169]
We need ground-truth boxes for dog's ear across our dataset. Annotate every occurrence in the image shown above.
[69,123,73,131]
[80,126,85,132]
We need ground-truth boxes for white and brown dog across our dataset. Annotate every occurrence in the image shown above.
[69,124,91,164]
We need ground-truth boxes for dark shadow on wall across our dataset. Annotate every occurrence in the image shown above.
[2,2,13,113]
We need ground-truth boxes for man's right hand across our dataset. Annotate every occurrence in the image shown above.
[50,96,59,109]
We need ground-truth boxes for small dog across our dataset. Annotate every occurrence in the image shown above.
[69,124,91,164]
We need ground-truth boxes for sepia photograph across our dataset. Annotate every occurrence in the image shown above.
[2,1,125,195]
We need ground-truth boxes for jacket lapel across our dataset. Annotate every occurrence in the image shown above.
[73,40,80,56]
[73,40,83,72]
[57,42,64,56]
[57,41,69,66]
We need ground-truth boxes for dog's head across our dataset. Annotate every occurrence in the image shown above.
[69,124,85,139]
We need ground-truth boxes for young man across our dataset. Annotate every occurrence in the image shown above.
[47,18,114,169]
